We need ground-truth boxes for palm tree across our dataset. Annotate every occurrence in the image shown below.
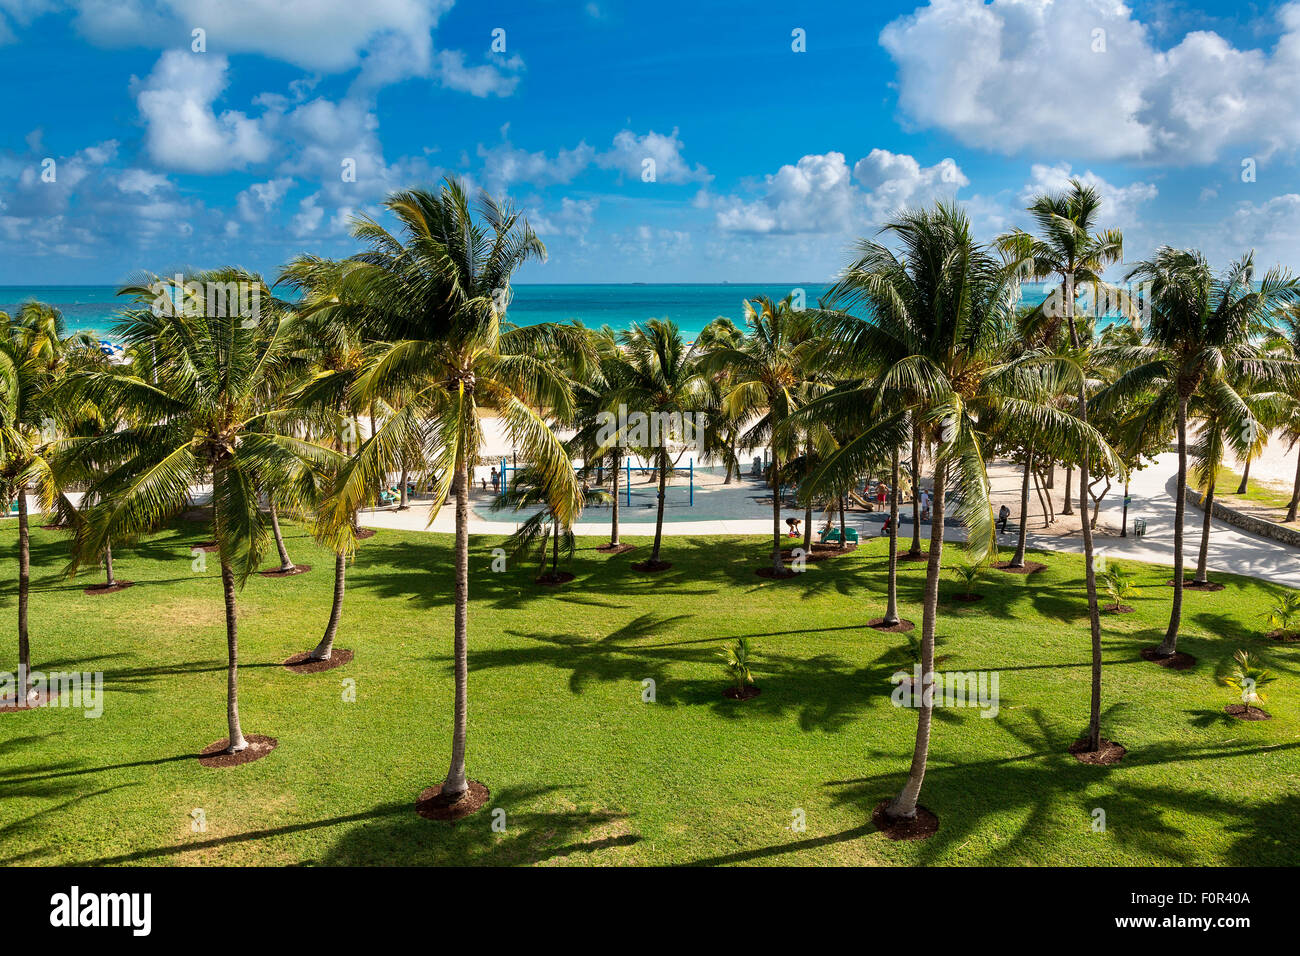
[1099,249,1297,657]
[318,179,587,809]
[492,464,610,581]
[703,296,830,575]
[999,179,1124,752]
[1265,305,1300,522]
[601,319,711,571]
[807,203,1119,822]
[56,270,338,753]
[811,204,1118,822]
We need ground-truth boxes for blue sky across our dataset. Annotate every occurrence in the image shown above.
[2,0,1300,284]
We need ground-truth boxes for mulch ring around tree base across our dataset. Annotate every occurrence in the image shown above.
[258,564,311,577]
[1140,646,1198,670]
[872,800,939,841]
[632,559,673,573]
[1267,629,1300,643]
[1225,704,1272,720]
[198,734,278,768]
[193,541,220,553]
[1102,604,1136,614]
[0,690,56,712]
[898,552,929,563]
[535,571,575,586]
[1069,737,1127,765]
[415,781,490,821]
[1166,578,1225,592]
[723,685,762,701]
[595,543,636,555]
[781,542,858,562]
[992,560,1047,575]
[283,649,353,674]
[755,566,800,580]
[949,593,985,603]
[83,580,134,595]
[40,524,68,532]
[867,617,916,632]
[354,528,376,540]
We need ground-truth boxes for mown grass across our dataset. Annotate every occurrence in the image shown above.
[1216,465,1297,520]
[2,516,1297,866]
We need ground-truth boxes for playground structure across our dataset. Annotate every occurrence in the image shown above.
[500,456,696,507]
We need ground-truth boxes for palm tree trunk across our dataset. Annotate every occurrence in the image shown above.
[220,558,248,752]
[443,458,471,797]
[771,457,784,572]
[16,489,31,701]
[1159,396,1190,657]
[309,551,346,660]
[399,467,409,509]
[884,446,901,626]
[1061,464,1074,514]
[1235,459,1250,496]
[838,495,847,550]
[1120,477,1130,537]
[1287,449,1300,523]
[887,461,946,820]
[269,501,294,572]
[908,419,923,557]
[1193,477,1215,585]
[551,516,559,576]
[610,448,621,547]
[104,540,116,588]
[1066,307,1104,751]
[649,449,669,564]
[1012,445,1032,567]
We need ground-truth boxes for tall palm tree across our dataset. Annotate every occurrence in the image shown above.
[1000,180,1124,751]
[703,296,829,575]
[806,204,1118,822]
[318,179,588,809]
[1266,305,1300,523]
[1099,249,1296,657]
[601,319,711,571]
[56,270,338,752]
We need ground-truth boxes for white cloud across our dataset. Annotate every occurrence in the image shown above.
[530,197,598,237]
[597,128,710,185]
[435,49,525,97]
[133,51,272,173]
[477,136,594,190]
[714,150,967,235]
[236,177,295,221]
[71,0,453,75]
[1227,193,1300,247]
[881,0,1300,163]
[1019,162,1157,226]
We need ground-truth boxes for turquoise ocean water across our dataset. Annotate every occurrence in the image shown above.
[1,282,1066,342]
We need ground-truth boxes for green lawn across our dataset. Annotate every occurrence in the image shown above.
[1215,465,1297,521]
[2,517,1298,866]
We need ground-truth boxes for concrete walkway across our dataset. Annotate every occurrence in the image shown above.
[358,451,1300,589]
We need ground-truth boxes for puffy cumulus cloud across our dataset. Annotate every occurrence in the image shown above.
[597,128,710,185]
[1019,162,1157,226]
[853,149,968,218]
[1226,193,1300,247]
[880,0,1300,163]
[529,197,598,238]
[435,49,525,97]
[714,150,968,235]
[716,152,857,234]
[133,51,271,173]
[0,138,201,257]
[236,177,295,221]
[477,134,595,191]
[70,0,452,76]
